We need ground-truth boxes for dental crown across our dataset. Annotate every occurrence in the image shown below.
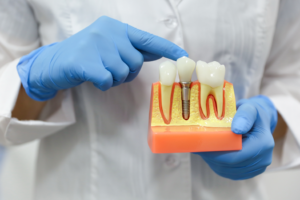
[177,56,195,82]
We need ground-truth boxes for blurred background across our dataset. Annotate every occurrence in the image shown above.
[1,141,300,200]
[263,168,300,200]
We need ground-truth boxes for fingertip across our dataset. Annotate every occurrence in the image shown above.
[128,25,188,60]
[231,117,250,134]
[175,50,189,61]
[232,103,257,134]
[167,46,188,61]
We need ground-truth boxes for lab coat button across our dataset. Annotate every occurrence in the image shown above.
[164,18,178,29]
[165,155,179,167]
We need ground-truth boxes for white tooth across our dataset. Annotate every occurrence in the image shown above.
[160,61,177,86]
[196,60,225,118]
[159,61,177,121]
[177,56,195,82]
[206,61,225,88]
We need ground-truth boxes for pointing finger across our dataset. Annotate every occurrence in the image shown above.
[127,25,188,61]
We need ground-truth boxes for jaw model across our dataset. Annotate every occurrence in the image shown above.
[148,58,242,153]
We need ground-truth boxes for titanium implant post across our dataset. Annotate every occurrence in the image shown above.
[180,82,191,120]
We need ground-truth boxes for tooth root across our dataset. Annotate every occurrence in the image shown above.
[161,85,173,121]
[200,83,211,117]
[211,85,223,118]
[159,61,177,122]
[200,83,224,118]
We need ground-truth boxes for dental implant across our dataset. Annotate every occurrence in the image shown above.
[177,56,196,120]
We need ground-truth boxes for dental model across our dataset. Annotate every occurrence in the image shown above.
[196,61,225,118]
[148,59,240,153]
[159,61,177,121]
[177,56,196,120]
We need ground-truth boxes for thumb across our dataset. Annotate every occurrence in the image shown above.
[127,25,188,61]
[231,103,257,134]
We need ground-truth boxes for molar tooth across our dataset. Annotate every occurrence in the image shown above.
[196,60,225,118]
[159,61,177,121]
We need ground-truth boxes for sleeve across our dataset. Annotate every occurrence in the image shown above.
[261,0,300,171]
[0,0,75,146]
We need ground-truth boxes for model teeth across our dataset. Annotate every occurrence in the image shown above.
[177,56,195,82]
[159,61,177,121]
[196,61,225,118]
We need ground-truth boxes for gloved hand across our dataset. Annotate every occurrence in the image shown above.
[17,16,188,101]
[195,95,278,180]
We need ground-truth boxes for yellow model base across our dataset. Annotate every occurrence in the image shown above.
[151,81,236,127]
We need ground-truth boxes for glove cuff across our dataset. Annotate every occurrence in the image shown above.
[17,43,58,101]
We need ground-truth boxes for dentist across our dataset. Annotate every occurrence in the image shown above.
[0,1,299,200]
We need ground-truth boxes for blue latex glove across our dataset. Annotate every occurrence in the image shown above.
[195,95,278,180]
[17,16,188,101]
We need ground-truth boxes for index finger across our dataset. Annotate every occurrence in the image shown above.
[127,25,188,61]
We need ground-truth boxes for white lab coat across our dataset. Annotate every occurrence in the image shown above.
[0,0,300,199]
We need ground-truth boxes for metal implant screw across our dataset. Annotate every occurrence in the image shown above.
[182,100,190,120]
[180,82,191,120]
